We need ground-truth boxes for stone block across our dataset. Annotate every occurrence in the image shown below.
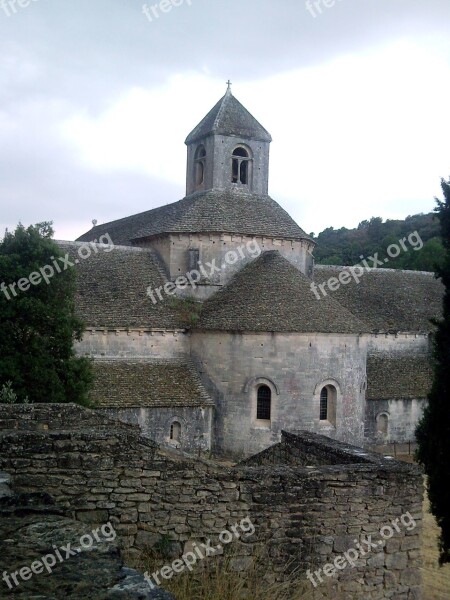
[400,568,421,587]
[135,530,160,549]
[76,510,110,524]
[385,551,408,570]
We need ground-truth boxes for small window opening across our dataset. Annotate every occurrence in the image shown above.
[170,421,181,442]
[194,145,206,187]
[377,414,389,436]
[188,248,200,271]
[240,160,248,184]
[257,385,271,420]
[320,387,328,421]
[232,147,251,185]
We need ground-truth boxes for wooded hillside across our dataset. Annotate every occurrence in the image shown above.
[312,213,444,272]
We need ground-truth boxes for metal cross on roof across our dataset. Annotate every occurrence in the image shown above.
[226,80,232,90]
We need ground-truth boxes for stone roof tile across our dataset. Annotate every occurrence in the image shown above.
[314,266,443,333]
[91,359,214,408]
[185,90,272,144]
[367,354,433,400]
[76,189,311,245]
[56,241,182,329]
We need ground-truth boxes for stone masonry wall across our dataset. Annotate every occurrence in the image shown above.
[100,406,213,454]
[140,232,314,302]
[365,399,427,445]
[0,405,422,599]
[241,430,377,467]
[75,329,189,359]
[191,331,367,457]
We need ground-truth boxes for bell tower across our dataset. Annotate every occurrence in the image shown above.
[185,83,272,196]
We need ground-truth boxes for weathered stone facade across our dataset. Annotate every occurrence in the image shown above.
[76,329,189,359]
[0,404,423,599]
[191,331,367,457]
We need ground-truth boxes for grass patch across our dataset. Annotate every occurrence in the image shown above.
[168,297,203,327]
[130,545,338,600]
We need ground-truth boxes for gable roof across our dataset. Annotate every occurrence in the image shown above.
[196,251,365,333]
[91,359,213,408]
[367,354,433,400]
[56,241,183,329]
[185,89,272,144]
[314,266,443,333]
[76,189,311,245]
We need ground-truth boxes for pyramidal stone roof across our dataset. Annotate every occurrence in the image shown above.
[314,265,443,333]
[196,251,366,333]
[185,88,272,144]
[77,189,311,245]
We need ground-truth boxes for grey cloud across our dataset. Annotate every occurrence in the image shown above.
[0,0,449,239]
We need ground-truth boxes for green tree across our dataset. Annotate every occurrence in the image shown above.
[416,178,450,564]
[0,222,93,405]
[315,211,441,270]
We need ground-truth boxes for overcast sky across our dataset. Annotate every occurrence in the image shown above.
[1,0,449,241]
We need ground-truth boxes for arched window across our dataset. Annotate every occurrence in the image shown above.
[257,385,271,421]
[170,421,181,442]
[319,385,337,426]
[194,145,206,187]
[376,413,389,436]
[232,146,252,185]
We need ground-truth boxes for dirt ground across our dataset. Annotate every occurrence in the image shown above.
[375,447,450,600]
[421,489,450,600]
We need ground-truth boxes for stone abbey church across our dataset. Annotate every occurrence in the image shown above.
[66,86,443,459]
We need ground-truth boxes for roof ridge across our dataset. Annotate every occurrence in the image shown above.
[58,240,148,253]
[213,92,228,130]
[315,264,437,277]
[92,358,189,363]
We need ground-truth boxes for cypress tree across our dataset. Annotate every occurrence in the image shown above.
[416,178,450,564]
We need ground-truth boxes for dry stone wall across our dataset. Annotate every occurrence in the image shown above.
[0,404,422,599]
